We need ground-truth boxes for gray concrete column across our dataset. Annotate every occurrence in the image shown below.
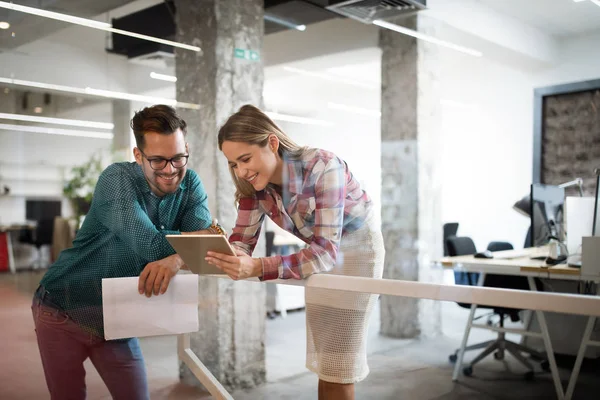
[379,15,443,339]
[174,0,266,391]
[111,99,133,161]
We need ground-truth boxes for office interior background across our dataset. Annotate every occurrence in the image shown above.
[0,0,599,399]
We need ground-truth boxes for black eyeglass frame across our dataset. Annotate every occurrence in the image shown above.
[139,149,190,171]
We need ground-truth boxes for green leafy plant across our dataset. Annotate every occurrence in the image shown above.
[62,153,104,227]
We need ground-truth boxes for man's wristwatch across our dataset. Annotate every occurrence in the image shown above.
[209,220,226,236]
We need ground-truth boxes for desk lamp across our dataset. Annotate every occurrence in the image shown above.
[513,178,584,219]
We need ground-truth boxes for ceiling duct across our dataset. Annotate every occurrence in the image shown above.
[325,0,426,23]
[108,0,338,66]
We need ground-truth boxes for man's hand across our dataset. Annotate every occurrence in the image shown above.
[138,253,184,297]
[205,249,262,280]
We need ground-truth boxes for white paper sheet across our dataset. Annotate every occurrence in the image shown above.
[102,274,199,340]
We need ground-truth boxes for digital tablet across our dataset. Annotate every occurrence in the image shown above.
[166,234,236,275]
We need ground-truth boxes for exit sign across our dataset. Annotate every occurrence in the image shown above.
[234,48,260,61]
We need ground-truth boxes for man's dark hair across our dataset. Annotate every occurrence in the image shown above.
[130,105,187,149]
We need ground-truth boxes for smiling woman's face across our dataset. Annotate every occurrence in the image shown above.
[221,140,280,191]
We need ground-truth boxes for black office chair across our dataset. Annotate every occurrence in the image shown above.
[487,241,514,252]
[20,219,54,269]
[443,222,460,256]
[446,236,547,379]
[265,231,275,257]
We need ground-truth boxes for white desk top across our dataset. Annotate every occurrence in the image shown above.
[438,247,596,281]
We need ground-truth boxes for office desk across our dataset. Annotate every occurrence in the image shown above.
[0,224,35,273]
[439,247,599,400]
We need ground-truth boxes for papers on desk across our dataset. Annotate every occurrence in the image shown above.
[102,274,199,340]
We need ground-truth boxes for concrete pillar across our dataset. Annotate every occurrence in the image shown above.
[379,15,443,339]
[174,0,266,391]
[111,99,133,161]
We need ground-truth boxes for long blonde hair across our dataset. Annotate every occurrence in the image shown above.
[218,104,308,203]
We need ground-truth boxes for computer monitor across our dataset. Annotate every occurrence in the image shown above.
[25,199,62,222]
[593,170,600,236]
[530,184,565,247]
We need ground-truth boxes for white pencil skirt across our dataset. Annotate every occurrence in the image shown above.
[305,214,385,384]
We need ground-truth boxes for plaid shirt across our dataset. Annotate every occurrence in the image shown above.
[229,149,372,280]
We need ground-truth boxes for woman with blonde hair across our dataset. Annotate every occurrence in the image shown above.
[206,104,384,400]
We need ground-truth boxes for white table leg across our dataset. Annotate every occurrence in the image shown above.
[564,316,595,400]
[452,272,485,381]
[528,276,564,400]
[520,309,534,346]
[177,333,233,399]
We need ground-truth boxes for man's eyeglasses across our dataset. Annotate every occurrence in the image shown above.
[139,150,189,170]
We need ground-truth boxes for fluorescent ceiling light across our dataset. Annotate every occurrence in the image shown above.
[0,1,110,29]
[0,76,200,109]
[84,87,199,109]
[373,20,483,58]
[283,66,377,89]
[0,1,200,52]
[590,0,600,7]
[150,72,177,83]
[0,112,114,129]
[0,123,114,139]
[327,102,381,117]
[0,21,9,29]
[265,111,334,127]
[0,77,87,95]
[264,13,306,31]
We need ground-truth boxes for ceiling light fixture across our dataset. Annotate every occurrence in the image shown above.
[150,72,177,83]
[0,21,9,29]
[327,102,381,117]
[0,123,114,139]
[590,0,600,7]
[265,111,334,127]
[373,20,483,58]
[0,1,200,52]
[264,13,306,31]
[0,112,114,129]
[0,76,200,109]
[283,66,377,89]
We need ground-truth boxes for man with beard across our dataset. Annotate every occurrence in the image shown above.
[32,105,219,399]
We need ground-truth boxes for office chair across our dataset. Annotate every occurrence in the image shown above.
[20,219,55,269]
[487,241,513,252]
[443,222,459,256]
[446,236,548,379]
[265,231,275,257]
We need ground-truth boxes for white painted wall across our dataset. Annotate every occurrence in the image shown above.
[535,31,600,87]
[438,25,600,251]
[438,51,534,251]
[0,128,111,224]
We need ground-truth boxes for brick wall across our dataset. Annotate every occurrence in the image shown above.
[542,89,600,196]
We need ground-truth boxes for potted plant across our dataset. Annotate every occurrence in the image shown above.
[62,154,103,228]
